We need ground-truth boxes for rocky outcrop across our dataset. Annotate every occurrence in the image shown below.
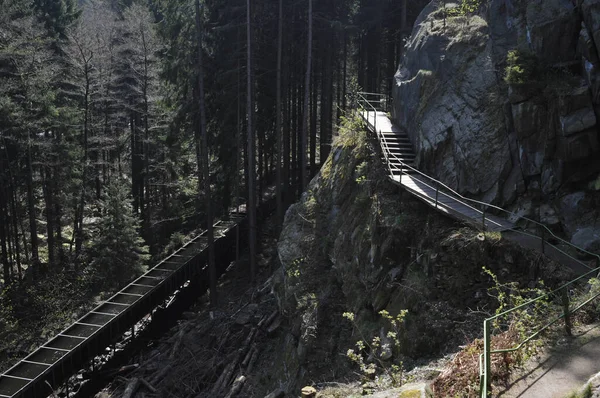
[392,0,600,247]
[272,121,575,393]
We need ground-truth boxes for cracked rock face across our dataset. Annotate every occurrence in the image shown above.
[392,0,600,243]
[392,6,512,202]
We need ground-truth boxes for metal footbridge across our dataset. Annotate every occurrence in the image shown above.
[0,195,274,397]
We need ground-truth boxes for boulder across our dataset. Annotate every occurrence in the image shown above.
[526,0,580,63]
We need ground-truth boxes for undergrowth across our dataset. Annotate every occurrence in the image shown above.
[432,267,550,396]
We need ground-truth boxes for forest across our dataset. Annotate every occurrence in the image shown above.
[0,0,429,366]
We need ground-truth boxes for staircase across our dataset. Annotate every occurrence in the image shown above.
[381,130,417,174]
[357,95,598,261]
[361,107,513,232]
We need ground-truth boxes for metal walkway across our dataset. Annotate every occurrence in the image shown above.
[361,108,513,232]
[357,92,597,274]
[0,194,276,398]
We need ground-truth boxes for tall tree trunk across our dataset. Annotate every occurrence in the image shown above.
[276,0,284,229]
[342,31,348,112]
[283,66,290,207]
[247,0,257,282]
[235,26,242,212]
[26,135,39,266]
[0,181,10,283]
[42,165,55,267]
[195,0,217,305]
[309,54,317,175]
[300,0,312,191]
[142,28,151,236]
[74,67,90,257]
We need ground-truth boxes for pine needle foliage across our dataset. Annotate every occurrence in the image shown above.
[89,178,149,288]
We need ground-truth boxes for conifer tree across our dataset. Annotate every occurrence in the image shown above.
[90,177,149,287]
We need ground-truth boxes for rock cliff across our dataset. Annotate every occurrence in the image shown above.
[392,0,600,250]
[271,116,572,394]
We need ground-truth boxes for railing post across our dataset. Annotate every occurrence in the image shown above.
[435,183,439,208]
[483,319,491,397]
[541,227,545,255]
[482,205,487,229]
[562,287,572,336]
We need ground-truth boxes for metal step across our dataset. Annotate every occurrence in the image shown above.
[387,150,415,156]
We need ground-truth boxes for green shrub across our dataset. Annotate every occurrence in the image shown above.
[504,50,538,84]
[447,0,483,16]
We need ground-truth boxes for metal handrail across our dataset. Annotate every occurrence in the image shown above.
[356,91,600,398]
[356,92,599,267]
[479,263,600,397]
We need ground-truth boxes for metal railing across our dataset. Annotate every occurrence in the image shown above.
[356,91,600,397]
[479,265,600,397]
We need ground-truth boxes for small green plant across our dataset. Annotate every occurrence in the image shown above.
[483,267,549,363]
[343,309,408,387]
[355,161,368,184]
[504,50,538,84]
[334,112,366,152]
[447,0,483,16]
[565,383,593,398]
[286,257,305,279]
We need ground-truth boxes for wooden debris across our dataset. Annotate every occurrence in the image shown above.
[121,378,140,398]
[169,329,185,360]
[265,388,285,398]
[139,378,157,393]
[241,344,256,368]
[245,348,260,375]
[264,389,285,398]
[261,310,278,330]
[224,374,246,398]
[149,364,172,385]
[211,352,241,396]
[267,316,281,334]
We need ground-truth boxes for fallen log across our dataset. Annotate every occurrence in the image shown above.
[246,348,260,374]
[261,310,278,330]
[241,344,256,368]
[140,378,157,393]
[224,375,246,398]
[149,364,172,385]
[169,329,185,360]
[264,388,285,398]
[210,354,240,396]
[121,377,140,398]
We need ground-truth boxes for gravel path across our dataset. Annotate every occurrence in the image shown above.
[498,323,600,398]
